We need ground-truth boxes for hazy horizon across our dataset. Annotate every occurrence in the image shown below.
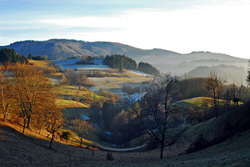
[0,0,250,59]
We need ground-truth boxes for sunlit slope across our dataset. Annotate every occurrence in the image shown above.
[174,97,242,108]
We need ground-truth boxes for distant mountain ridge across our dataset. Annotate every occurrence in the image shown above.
[0,39,157,60]
[1,39,248,79]
[183,64,248,85]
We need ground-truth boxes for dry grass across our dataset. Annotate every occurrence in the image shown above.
[55,99,89,108]
[55,85,106,101]
[0,119,250,167]
[50,72,63,76]
[29,60,56,73]
[55,85,89,96]
[176,96,243,108]
[89,70,151,91]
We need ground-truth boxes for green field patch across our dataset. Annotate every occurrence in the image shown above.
[175,97,243,109]
[56,99,89,108]
[55,85,106,101]
[175,97,218,108]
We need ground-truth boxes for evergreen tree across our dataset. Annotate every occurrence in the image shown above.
[0,48,27,64]
[138,62,160,76]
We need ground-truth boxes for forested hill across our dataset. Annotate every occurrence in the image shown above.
[0,39,179,60]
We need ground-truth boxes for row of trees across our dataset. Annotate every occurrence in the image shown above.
[27,54,48,60]
[0,63,64,148]
[61,70,93,87]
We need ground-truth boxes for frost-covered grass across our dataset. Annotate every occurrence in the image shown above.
[89,70,152,95]
[53,58,110,70]
[129,70,152,77]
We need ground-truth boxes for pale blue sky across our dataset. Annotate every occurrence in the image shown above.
[0,0,249,59]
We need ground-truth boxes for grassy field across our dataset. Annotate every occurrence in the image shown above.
[29,59,56,72]
[55,99,89,108]
[175,97,214,108]
[55,85,91,97]
[55,85,108,106]
[89,70,152,93]
[175,96,243,108]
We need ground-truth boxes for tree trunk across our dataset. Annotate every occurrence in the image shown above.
[1,90,7,122]
[160,127,166,159]
[22,118,26,134]
[49,132,55,149]
[3,111,7,122]
[27,116,31,128]
[80,137,82,147]
[160,141,164,159]
[213,89,218,117]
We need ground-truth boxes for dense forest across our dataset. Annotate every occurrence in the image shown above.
[104,54,160,76]
[104,55,137,72]
[138,62,160,76]
[0,48,28,64]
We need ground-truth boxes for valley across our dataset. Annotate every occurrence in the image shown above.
[1,0,250,166]
[0,46,250,166]
[1,39,248,85]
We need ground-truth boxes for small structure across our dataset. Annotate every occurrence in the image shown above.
[106,152,113,161]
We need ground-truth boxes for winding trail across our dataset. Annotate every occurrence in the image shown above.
[93,143,147,152]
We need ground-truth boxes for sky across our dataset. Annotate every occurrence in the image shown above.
[0,0,250,59]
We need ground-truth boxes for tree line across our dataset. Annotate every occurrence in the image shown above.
[0,48,28,64]
[103,54,160,76]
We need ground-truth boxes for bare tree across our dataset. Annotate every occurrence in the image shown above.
[205,72,224,117]
[224,83,237,112]
[7,63,52,133]
[44,106,64,149]
[0,65,15,122]
[72,119,93,147]
[135,74,179,159]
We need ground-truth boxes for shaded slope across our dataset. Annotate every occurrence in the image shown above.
[1,102,250,166]
[184,64,248,84]
[0,121,250,167]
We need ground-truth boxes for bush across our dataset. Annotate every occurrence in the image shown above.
[60,131,72,143]
[61,70,94,87]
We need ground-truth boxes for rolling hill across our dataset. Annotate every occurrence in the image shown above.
[1,39,248,77]
[1,104,250,167]
[183,64,248,85]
